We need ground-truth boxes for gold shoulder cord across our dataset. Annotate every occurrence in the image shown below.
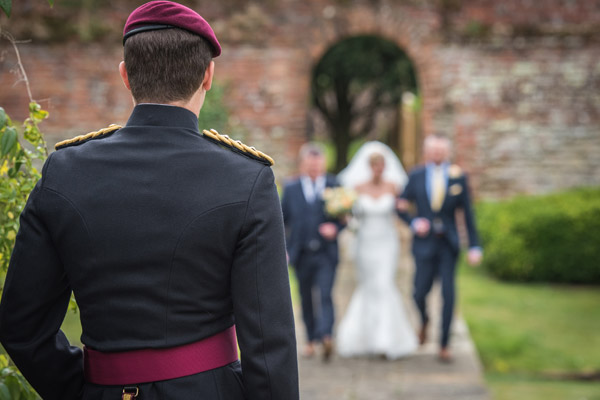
[202,129,274,166]
[55,126,275,167]
[55,124,122,150]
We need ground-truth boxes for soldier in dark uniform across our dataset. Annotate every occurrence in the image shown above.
[0,1,299,399]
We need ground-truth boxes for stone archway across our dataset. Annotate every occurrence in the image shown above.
[307,33,421,172]
[301,4,444,172]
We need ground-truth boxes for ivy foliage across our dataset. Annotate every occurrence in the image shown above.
[0,104,81,318]
[0,355,39,400]
[0,104,48,273]
[0,104,47,399]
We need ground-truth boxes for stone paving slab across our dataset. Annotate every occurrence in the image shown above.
[295,227,490,400]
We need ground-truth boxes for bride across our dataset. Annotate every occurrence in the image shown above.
[336,141,417,359]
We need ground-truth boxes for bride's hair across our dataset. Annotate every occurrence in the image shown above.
[338,141,407,190]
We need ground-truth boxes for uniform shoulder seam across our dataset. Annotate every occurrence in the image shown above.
[54,124,122,150]
[201,129,274,166]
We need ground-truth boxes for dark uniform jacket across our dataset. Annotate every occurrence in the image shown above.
[398,165,479,258]
[0,104,299,400]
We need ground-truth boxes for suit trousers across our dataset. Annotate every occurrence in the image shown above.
[295,250,337,342]
[413,236,458,348]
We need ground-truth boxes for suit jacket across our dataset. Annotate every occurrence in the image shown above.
[399,164,479,259]
[0,104,299,400]
[281,174,341,267]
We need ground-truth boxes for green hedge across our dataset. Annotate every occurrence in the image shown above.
[477,187,600,283]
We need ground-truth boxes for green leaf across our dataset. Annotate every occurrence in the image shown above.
[1,127,17,157]
[13,160,22,174]
[32,109,48,121]
[5,375,22,400]
[0,0,11,18]
[47,0,54,6]
[14,374,35,399]
[0,383,10,400]
[0,108,7,128]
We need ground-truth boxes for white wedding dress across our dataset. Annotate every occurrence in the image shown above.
[337,193,418,359]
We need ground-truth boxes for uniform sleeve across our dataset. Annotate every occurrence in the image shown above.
[459,175,480,248]
[231,167,299,400]
[280,183,291,229]
[0,180,84,400]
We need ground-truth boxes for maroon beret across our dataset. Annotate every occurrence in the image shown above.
[123,1,221,57]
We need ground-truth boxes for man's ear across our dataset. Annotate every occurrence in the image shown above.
[119,61,131,91]
[202,61,215,91]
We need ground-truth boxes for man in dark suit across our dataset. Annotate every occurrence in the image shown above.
[0,2,298,399]
[281,143,341,361]
[398,134,482,362]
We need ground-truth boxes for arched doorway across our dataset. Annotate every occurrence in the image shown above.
[308,35,421,172]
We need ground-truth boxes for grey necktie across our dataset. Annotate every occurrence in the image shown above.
[311,180,318,203]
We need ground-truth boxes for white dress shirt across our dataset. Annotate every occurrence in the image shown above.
[301,175,326,203]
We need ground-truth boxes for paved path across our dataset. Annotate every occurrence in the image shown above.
[294,226,491,400]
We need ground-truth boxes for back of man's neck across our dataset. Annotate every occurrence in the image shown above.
[135,96,202,117]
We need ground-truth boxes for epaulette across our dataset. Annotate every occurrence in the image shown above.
[448,164,463,179]
[202,129,274,166]
[55,124,122,150]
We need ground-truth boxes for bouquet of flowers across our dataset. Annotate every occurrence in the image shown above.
[322,187,357,218]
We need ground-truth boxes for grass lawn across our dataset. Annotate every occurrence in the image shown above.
[289,267,299,304]
[486,373,600,400]
[458,264,600,400]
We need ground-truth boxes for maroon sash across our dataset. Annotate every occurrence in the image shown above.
[84,325,238,386]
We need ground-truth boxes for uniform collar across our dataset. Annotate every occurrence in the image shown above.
[126,104,200,131]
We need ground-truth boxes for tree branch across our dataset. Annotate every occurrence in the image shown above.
[1,31,34,103]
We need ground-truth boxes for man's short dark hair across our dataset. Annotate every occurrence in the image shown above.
[124,28,213,103]
[299,142,326,160]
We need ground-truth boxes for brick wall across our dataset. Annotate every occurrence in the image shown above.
[1,0,599,197]
[438,41,600,196]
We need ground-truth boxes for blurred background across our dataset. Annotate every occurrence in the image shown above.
[1,1,599,399]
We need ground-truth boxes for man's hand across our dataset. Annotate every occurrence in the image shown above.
[319,222,338,241]
[413,218,430,237]
[467,248,483,267]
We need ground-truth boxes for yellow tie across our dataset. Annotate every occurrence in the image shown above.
[431,166,445,212]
